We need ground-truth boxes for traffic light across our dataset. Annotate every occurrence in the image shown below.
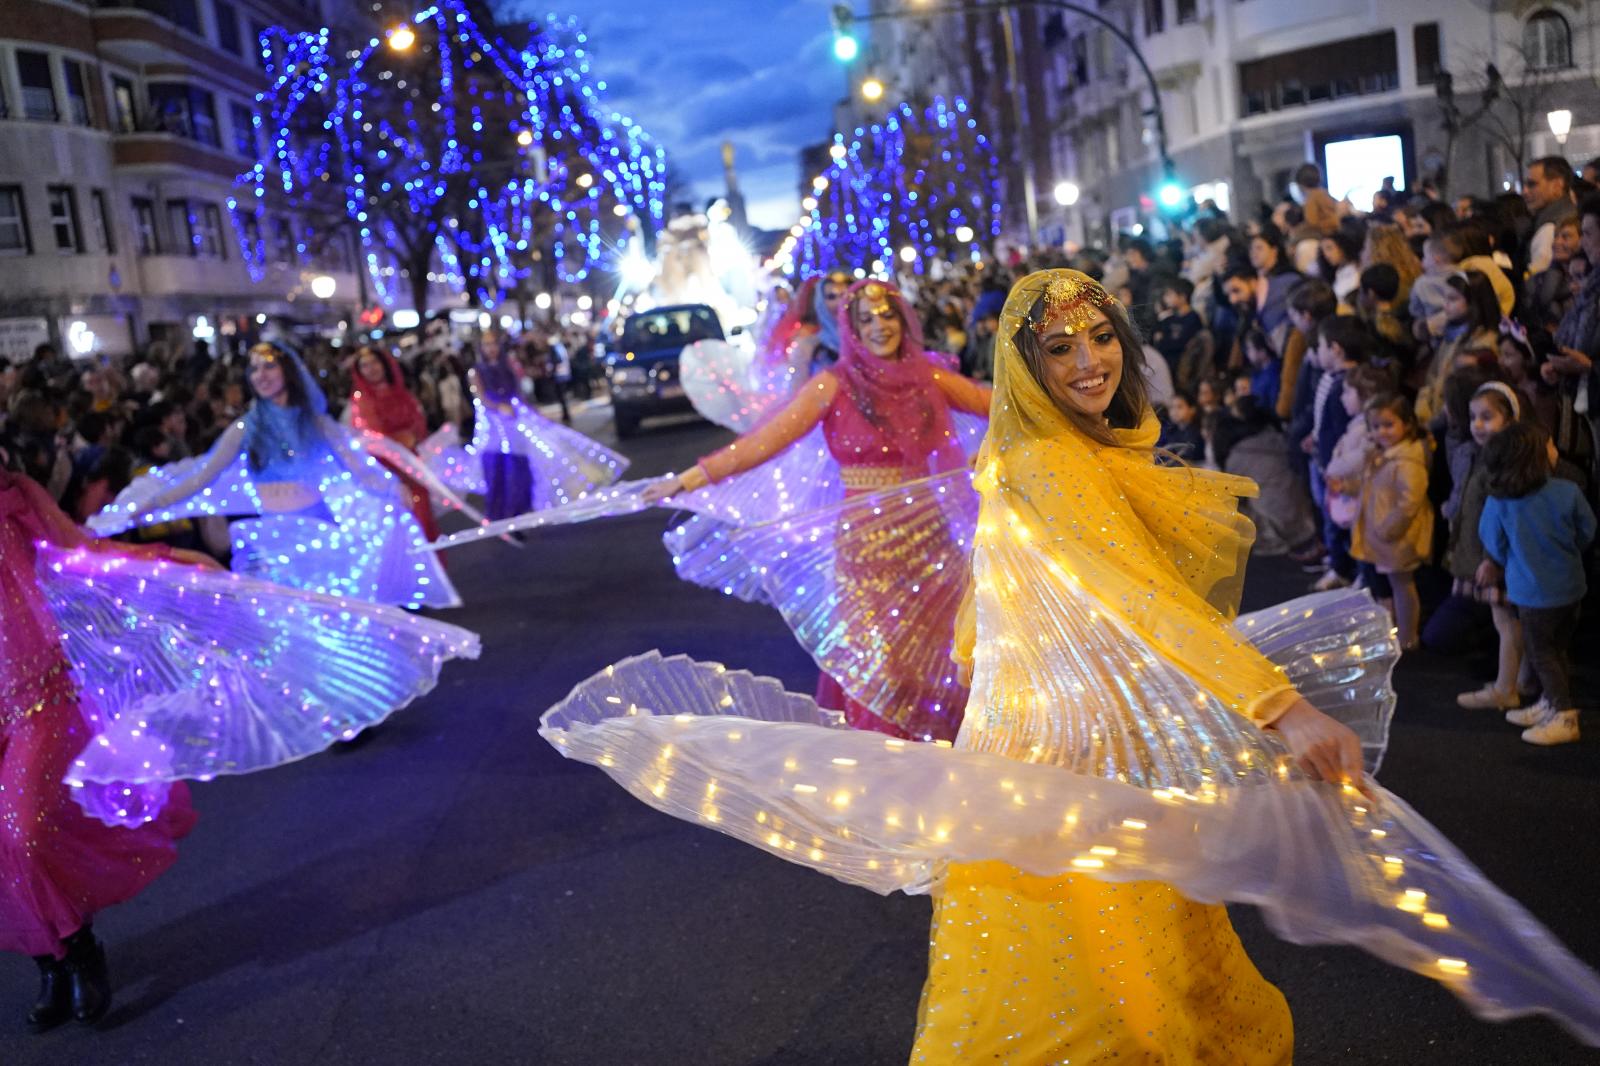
[1156,179,1185,210]
[831,4,860,62]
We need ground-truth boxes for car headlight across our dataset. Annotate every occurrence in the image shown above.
[610,366,649,386]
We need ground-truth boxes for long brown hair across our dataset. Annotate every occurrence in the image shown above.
[1362,223,1422,299]
[1012,290,1150,447]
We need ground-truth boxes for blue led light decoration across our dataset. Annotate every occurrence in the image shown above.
[790,97,1001,277]
[231,3,667,312]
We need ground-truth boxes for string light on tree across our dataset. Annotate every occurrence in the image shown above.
[231,1,667,313]
[776,97,1001,277]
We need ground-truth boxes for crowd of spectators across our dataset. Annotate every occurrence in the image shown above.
[923,155,1600,744]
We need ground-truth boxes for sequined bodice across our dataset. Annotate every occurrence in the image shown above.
[823,384,914,470]
[0,477,75,727]
[254,432,338,486]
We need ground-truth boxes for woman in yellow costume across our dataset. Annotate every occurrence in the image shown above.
[541,270,1600,1058]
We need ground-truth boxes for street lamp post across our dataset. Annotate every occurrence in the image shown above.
[840,0,1177,246]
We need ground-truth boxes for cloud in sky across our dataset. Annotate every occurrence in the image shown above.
[499,0,843,230]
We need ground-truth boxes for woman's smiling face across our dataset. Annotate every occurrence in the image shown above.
[1037,311,1123,418]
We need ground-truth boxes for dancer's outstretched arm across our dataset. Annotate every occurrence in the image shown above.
[645,373,838,501]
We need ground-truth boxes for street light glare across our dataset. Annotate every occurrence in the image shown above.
[1053,181,1080,206]
[388,24,416,51]
[1548,108,1573,143]
[898,245,917,263]
[954,225,975,243]
[829,143,848,162]
[310,274,337,300]
[861,78,885,102]
[516,129,533,147]
[833,35,860,63]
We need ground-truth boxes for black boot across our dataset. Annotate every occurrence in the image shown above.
[61,926,111,1024]
[26,955,71,1033]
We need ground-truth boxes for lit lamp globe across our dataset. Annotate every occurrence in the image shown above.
[1053,181,1081,207]
[310,274,337,300]
[1548,109,1573,145]
[861,78,885,103]
[388,24,416,51]
[534,292,553,310]
[954,224,976,244]
[898,245,918,264]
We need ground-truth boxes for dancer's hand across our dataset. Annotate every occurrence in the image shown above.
[1268,699,1367,794]
[641,475,684,503]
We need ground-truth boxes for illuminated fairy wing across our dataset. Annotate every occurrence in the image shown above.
[541,589,1600,1046]
[41,544,479,795]
[419,424,486,497]
[471,398,629,509]
[86,422,259,535]
[725,469,978,740]
[662,424,844,603]
[680,338,801,432]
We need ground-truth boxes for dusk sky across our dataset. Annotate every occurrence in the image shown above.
[503,0,846,230]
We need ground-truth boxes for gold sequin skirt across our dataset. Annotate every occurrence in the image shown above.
[912,862,1292,1065]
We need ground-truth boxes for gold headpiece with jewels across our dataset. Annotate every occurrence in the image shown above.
[824,269,853,285]
[858,281,897,315]
[1029,272,1116,335]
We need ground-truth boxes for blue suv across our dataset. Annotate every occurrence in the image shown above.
[606,304,724,437]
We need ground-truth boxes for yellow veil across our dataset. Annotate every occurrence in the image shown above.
[959,268,1295,725]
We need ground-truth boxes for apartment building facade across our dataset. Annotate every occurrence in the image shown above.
[857,0,1600,247]
[0,0,368,362]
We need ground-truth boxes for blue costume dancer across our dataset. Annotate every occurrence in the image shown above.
[90,341,458,609]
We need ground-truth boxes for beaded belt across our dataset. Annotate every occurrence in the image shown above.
[839,465,919,492]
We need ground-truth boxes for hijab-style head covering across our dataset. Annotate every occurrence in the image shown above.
[971,268,1281,701]
[243,340,327,471]
[812,270,850,356]
[350,346,425,437]
[833,278,963,475]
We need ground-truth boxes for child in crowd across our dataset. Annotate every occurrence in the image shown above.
[1417,270,1502,425]
[1305,316,1368,590]
[1148,277,1203,380]
[1159,390,1205,460]
[1195,377,1222,417]
[1481,420,1597,745]
[1356,264,1411,360]
[1351,392,1433,651]
[1449,383,1524,708]
[1241,327,1282,416]
[1497,322,1560,435]
[1323,364,1393,539]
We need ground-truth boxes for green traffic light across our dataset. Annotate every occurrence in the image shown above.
[833,34,860,62]
[1157,181,1185,209]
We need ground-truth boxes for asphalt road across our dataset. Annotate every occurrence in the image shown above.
[8,401,1600,1065]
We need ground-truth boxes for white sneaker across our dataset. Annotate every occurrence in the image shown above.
[1312,569,1350,592]
[1505,699,1552,728]
[1522,710,1580,746]
[1457,685,1518,710]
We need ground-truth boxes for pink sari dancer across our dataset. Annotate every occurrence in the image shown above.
[0,468,198,1031]
[649,279,992,741]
